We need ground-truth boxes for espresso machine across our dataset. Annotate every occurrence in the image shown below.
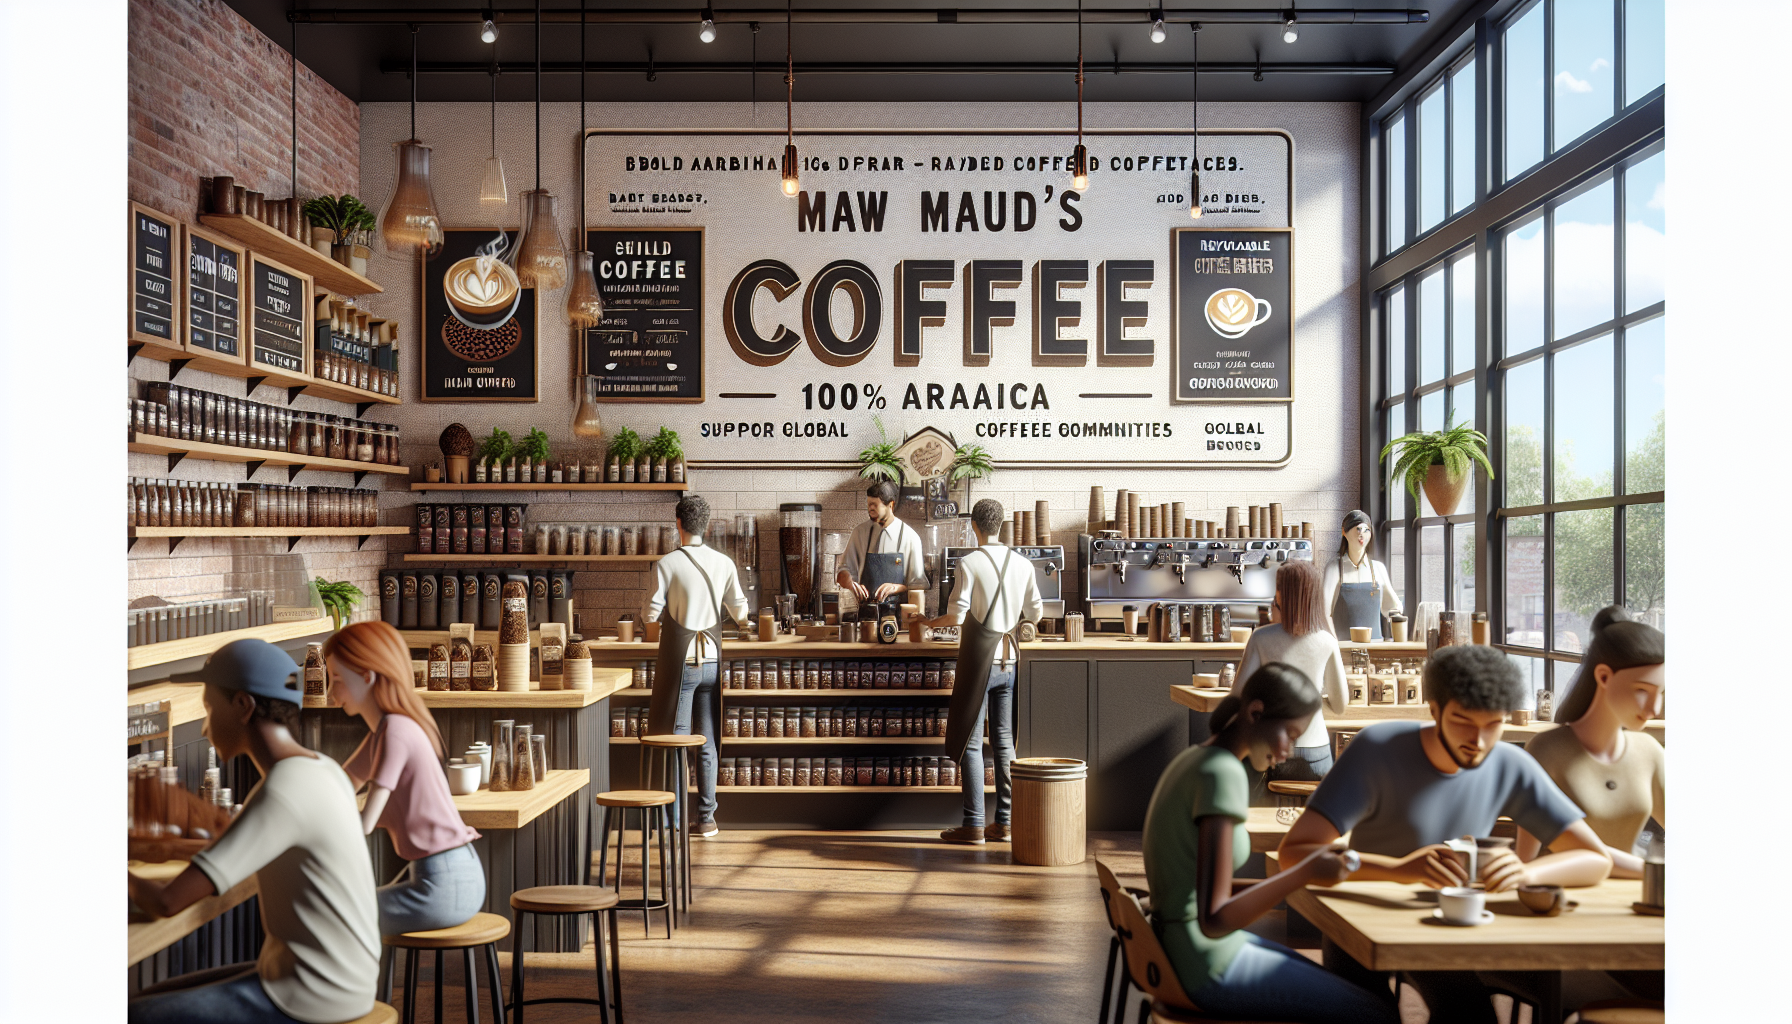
[1078,534,1315,629]
[939,545,1066,624]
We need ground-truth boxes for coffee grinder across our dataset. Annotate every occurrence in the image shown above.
[779,503,822,620]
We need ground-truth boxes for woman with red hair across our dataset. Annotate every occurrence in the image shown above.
[324,621,483,936]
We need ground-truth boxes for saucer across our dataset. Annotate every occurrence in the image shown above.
[1427,908,1494,927]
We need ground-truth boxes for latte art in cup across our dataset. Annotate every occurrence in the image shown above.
[1203,286,1274,339]
[444,255,521,316]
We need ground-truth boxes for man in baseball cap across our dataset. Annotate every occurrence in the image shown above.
[129,640,380,1024]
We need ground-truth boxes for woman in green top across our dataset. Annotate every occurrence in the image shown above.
[1141,663,1397,1024]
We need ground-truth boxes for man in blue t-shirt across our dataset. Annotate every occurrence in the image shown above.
[1278,645,1612,1023]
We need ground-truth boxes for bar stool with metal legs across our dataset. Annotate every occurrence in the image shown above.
[640,734,705,917]
[594,789,676,938]
[381,912,510,1024]
[508,885,625,1024]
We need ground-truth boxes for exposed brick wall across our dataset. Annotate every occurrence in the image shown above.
[128,0,358,217]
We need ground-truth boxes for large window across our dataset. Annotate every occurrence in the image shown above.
[1384,51,1477,254]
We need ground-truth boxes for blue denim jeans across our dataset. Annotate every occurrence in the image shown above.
[1187,933,1399,1024]
[960,666,1015,827]
[674,660,721,823]
[378,841,486,936]
[129,965,305,1024]
[1324,940,1495,1023]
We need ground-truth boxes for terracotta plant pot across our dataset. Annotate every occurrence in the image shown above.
[1422,463,1471,516]
[446,455,470,484]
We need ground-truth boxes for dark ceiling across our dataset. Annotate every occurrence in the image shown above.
[223,1,1478,105]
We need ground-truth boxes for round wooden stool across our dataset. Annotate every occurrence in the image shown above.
[343,1002,399,1024]
[383,912,510,1024]
[509,886,624,1024]
[1576,1002,1665,1024]
[641,733,707,917]
[595,789,677,939]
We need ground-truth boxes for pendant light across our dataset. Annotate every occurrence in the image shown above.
[1189,23,1204,219]
[479,64,508,208]
[566,0,606,331]
[1071,0,1089,192]
[379,26,445,256]
[780,0,799,197]
[511,0,568,291]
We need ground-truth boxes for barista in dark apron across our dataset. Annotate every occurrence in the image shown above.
[1333,567,1385,641]
[859,547,909,623]
[942,548,1015,842]
[648,548,725,826]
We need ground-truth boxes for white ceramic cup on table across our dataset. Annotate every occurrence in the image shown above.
[1437,886,1485,925]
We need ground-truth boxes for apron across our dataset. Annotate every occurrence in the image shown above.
[1332,556,1384,641]
[648,548,725,735]
[944,548,1015,763]
[859,519,910,596]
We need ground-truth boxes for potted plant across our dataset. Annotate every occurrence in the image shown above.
[520,428,551,483]
[607,426,642,483]
[947,442,995,511]
[477,427,512,483]
[314,577,365,631]
[856,416,904,482]
[646,426,684,484]
[1380,413,1494,517]
[303,194,376,272]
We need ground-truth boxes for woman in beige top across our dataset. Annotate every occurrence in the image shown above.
[1518,606,1664,877]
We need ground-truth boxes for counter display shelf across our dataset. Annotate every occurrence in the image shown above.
[128,617,332,672]
[402,553,662,565]
[130,432,410,484]
[410,482,686,492]
[129,525,410,554]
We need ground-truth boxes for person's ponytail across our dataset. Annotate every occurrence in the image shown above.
[1557,605,1665,723]
[1209,695,1245,735]
[1210,662,1321,737]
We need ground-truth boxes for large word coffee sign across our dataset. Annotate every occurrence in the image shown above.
[583,130,1297,466]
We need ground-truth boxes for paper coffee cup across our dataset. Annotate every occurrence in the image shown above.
[1349,626,1373,643]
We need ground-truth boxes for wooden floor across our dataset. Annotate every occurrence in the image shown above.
[394,830,1521,1024]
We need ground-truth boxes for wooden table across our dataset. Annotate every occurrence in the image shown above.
[452,768,590,829]
[128,861,258,967]
[1170,687,1667,745]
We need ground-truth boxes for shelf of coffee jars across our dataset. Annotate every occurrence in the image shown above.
[410,482,686,492]
[129,432,411,483]
[126,617,332,672]
[298,376,401,408]
[198,213,383,295]
[611,737,982,746]
[129,525,410,553]
[701,786,962,794]
[126,343,401,412]
[401,553,663,565]
[614,688,954,697]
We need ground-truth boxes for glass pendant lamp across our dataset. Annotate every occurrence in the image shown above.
[480,68,508,208]
[512,189,567,290]
[572,376,605,438]
[1189,23,1204,218]
[565,0,604,326]
[380,28,444,256]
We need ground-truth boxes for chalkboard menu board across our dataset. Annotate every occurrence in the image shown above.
[582,227,704,402]
[1171,227,1295,403]
[246,252,312,376]
[420,228,540,402]
[129,203,180,348]
[185,225,245,363]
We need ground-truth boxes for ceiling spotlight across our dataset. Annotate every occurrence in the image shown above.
[1149,8,1166,43]
[700,7,717,42]
[481,9,498,44]
[1282,12,1298,43]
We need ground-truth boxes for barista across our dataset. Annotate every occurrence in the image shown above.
[1320,509,1402,640]
[836,480,929,609]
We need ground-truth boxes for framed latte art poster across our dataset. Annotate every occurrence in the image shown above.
[1170,227,1294,404]
[420,227,540,402]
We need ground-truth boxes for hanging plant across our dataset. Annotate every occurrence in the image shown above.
[857,416,904,482]
[1379,413,1494,517]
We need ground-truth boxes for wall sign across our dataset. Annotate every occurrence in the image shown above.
[246,252,312,376]
[582,227,704,402]
[185,224,245,363]
[583,129,1295,466]
[129,202,180,349]
[420,228,540,402]
[1171,228,1294,403]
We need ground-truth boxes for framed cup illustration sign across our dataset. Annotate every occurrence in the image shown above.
[245,251,313,377]
[129,202,181,351]
[420,228,540,402]
[1170,227,1294,403]
[184,224,246,365]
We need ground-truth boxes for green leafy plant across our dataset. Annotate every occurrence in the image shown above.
[518,428,551,464]
[948,443,995,482]
[302,194,375,240]
[314,577,365,630]
[856,416,904,481]
[1379,412,1495,501]
[645,426,684,461]
[478,427,512,464]
[607,426,642,462]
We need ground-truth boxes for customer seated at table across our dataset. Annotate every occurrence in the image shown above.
[1143,663,1397,1024]
[128,639,380,1024]
[1277,644,1612,1024]
[1233,559,1347,796]
[1518,606,1664,877]
[325,621,484,935]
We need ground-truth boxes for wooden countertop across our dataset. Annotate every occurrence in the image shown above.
[1171,686,1667,744]
[128,861,258,967]
[129,616,333,671]
[453,769,590,829]
[582,635,1430,657]
[130,672,631,729]
[127,681,210,729]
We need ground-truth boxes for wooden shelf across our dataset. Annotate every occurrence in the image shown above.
[452,769,589,829]
[128,617,332,672]
[129,433,410,483]
[704,786,961,793]
[291,376,401,408]
[410,482,686,492]
[614,688,954,697]
[198,213,384,295]
[128,338,399,413]
[402,553,663,565]
[130,525,410,554]
[418,673,631,709]
[612,736,980,746]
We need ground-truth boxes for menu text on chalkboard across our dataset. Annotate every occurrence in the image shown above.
[583,228,704,402]
[131,205,178,345]
[249,255,308,374]
[187,231,242,358]
[1171,227,1295,403]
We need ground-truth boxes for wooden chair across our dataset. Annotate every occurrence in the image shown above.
[1094,859,1149,1024]
[640,733,708,918]
[1107,886,1300,1024]
[383,912,510,1024]
[509,885,624,1024]
[595,789,677,938]
[1575,1001,1666,1024]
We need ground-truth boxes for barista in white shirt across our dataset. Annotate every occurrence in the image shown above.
[926,499,1044,845]
[837,480,929,604]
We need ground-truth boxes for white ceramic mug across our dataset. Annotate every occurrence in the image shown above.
[447,761,482,795]
[1438,886,1484,924]
[465,745,492,784]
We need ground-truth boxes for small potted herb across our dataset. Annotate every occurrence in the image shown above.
[646,426,684,484]
[519,428,551,483]
[1379,413,1494,517]
[608,426,642,483]
[948,442,995,510]
[856,417,904,482]
[477,427,512,483]
[314,577,365,631]
[303,195,376,272]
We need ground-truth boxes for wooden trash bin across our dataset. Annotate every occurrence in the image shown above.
[1011,757,1087,866]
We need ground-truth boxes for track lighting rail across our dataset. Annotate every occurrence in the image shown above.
[300,7,1426,26]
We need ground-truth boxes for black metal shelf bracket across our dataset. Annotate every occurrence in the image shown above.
[166,452,187,473]
[246,376,268,396]
[287,385,308,406]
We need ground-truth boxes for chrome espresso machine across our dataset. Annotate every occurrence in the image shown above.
[938,545,1066,626]
[1077,534,1316,631]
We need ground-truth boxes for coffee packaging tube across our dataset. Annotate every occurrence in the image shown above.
[433,505,451,555]
[451,504,469,553]
[506,504,527,554]
[550,569,573,627]
[439,572,459,629]
[529,569,550,627]
[480,571,503,629]
[380,570,400,625]
[469,505,486,554]
[418,573,439,629]
[400,571,419,629]
[460,571,481,625]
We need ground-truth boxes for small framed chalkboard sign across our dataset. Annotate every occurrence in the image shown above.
[128,202,182,351]
[184,224,246,365]
[581,227,705,403]
[245,251,313,377]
